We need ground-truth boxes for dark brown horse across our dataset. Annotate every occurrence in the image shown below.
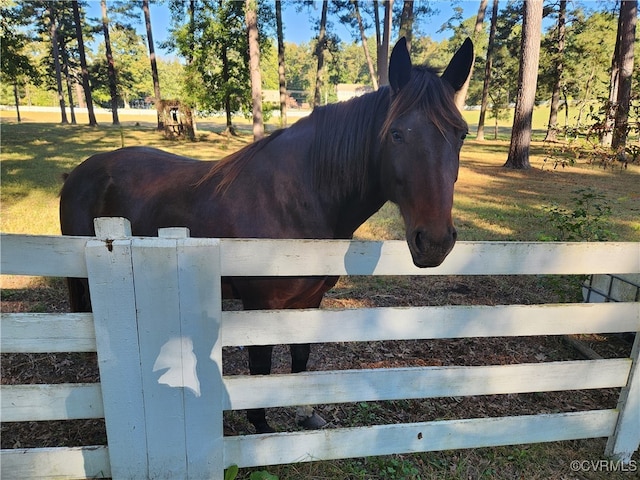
[60,38,473,433]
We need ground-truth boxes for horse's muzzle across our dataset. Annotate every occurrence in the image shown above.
[408,226,457,268]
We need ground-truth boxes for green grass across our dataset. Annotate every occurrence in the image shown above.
[0,120,252,234]
[235,439,635,479]
[2,114,639,241]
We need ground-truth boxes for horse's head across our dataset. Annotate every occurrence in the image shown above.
[380,38,473,267]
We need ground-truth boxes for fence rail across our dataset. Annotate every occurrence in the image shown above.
[1,218,639,479]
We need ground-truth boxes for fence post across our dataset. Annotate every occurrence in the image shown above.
[86,219,224,479]
[605,332,640,463]
[158,227,225,478]
[85,218,148,479]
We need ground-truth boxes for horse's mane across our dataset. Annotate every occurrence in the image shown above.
[307,88,390,199]
[196,129,287,193]
[199,66,466,198]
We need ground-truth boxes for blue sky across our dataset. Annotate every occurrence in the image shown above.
[85,1,479,58]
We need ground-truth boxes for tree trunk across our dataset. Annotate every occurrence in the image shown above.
[504,0,543,169]
[544,0,566,142]
[476,0,498,141]
[101,0,119,125]
[221,45,235,134]
[455,0,487,111]
[373,0,381,60]
[71,0,97,126]
[246,0,264,141]
[187,0,198,136]
[352,0,378,90]
[602,6,623,147]
[276,0,287,126]
[143,0,163,130]
[13,83,21,122]
[611,0,637,150]
[377,0,393,87]
[48,4,68,124]
[399,1,414,52]
[62,43,77,124]
[313,0,329,107]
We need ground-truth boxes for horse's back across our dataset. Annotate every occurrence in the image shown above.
[60,147,207,236]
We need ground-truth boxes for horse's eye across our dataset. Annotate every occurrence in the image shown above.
[391,130,403,143]
[461,132,468,141]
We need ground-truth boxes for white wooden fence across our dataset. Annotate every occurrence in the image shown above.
[1,217,639,479]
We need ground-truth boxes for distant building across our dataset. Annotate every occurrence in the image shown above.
[263,90,299,108]
[336,84,374,102]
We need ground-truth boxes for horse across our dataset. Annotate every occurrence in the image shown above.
[60,37,473,434]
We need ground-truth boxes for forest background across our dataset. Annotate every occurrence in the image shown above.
[2,0,638,145]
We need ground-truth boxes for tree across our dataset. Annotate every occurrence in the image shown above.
[476,0,498,140]
[275,0,287,126]
[313,0,329,107]
[398,1,414,51]
[611,0,637,149]
[377,0,393,86]
[543,0,566,142]
[142,0,162,129]
[455,0,487,110]
[563,11,617,130]
[48,2,68,124]
[91,26,150,109]
[165,0,273,132]
[71,0,97,126]
[246,0,263,140]
[100,0,119,124]
[504,0,543,169]
[0,3,39,122]
[354,0,378,90]
[165,0,199,135]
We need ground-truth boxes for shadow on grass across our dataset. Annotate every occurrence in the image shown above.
[0,122,250,210]
[1,123,138,204]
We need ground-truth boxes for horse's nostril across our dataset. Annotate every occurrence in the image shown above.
[414,228,456,254]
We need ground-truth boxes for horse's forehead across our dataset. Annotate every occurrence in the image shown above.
[393,109,453,138]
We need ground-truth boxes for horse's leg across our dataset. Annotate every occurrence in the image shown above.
[238,276,338,433]
[246,345,275,433]
[287,276,339,430]
[290,343,328,429]
[290,343,309,373]
[66,278,92,312]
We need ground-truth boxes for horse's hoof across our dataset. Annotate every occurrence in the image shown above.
[296,411,327,430]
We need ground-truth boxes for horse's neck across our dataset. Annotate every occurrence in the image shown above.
[328,161,387,239]
[334,194,387,239]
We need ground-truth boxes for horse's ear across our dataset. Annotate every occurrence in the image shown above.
[389,37,412,94]
[441,38,474,91]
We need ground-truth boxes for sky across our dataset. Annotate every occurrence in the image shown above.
[85,1,480,59]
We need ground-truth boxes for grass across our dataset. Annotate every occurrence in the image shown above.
[238,439,635,479]
[2,110,638,241]
[0,119,253,234]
